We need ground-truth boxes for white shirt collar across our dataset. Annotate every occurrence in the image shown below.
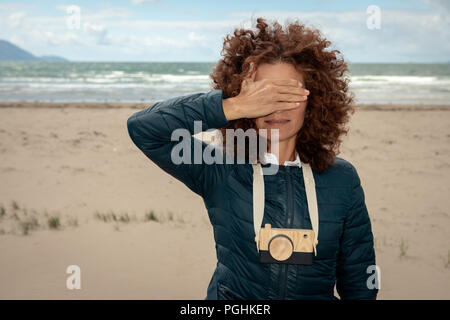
[261,151,302,167]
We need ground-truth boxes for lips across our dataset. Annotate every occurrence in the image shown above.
[264,119,290,125]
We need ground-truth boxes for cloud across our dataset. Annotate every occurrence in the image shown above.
[0,9,84,47]
[130,0,157,4]
[425,0,450,11]
[7,12,26,28]
[0,5,131,48]
[1,3,448,62]
[225,9,450,62]
[83,22,111,45]
[56,4,132,20]
[188,31,206,41]
[26,28,86,47]
[107,19,244,31]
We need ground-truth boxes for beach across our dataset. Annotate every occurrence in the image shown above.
[0,102,449,299]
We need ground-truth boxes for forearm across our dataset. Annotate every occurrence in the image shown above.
[222,96,242,121]
[128,90,230,144]
[126,89,230,197]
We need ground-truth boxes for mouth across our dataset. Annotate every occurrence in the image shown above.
[264,119,290,126]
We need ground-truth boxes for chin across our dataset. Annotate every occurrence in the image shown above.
[256,118,302,142]
[260,128,297,142]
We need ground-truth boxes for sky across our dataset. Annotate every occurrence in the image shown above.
[0,0,449,62]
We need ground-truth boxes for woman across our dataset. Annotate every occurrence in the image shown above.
[127,18,378,300]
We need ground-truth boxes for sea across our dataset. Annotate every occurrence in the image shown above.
[0,62,449,105]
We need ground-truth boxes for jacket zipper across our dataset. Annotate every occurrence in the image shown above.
[278,166,294,299]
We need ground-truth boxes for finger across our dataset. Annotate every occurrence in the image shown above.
[274,86,309,96]
[266,78,302,87]
[274,101,306,112]
[273,93,309,102]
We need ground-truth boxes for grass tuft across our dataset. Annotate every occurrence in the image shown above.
[399,238,408,258]
[144,210,158,222]
[0,204,6,218]
[48,216,60,229]
[11,200,20,211]
[20,217,39,235]
[94,211,131,223]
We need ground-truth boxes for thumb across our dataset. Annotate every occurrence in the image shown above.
[249,62,256,81]
[244,62,256,85]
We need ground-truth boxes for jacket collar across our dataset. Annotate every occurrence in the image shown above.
[261,151,302,167]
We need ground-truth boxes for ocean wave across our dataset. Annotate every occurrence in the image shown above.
[0,73,210,84]
[0,72,449,104]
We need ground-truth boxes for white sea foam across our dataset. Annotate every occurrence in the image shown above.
[0,62,449,104]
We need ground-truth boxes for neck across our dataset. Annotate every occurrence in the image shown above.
[267,136,297,165]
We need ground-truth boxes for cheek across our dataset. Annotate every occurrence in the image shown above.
[286,108,305,130]
[255,117,265,129]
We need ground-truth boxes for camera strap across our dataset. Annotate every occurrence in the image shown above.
[252,162,319,256]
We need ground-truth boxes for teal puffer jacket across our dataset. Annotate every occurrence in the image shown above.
[127,89,378,300]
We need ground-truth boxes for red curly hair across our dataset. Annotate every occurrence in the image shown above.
[209,17,355,173]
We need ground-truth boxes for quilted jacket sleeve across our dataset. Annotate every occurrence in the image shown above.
[336,164,378,300]
[126,89,230,198]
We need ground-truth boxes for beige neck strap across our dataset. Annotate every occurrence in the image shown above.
[252,162,319,256]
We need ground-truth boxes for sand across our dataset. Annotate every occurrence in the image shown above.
[0,102,449,299]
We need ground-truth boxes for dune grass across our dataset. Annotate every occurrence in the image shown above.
[399,238,408,258]
[94,210,133,223]
[47,216,60,229]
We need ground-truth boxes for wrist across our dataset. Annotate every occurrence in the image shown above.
[222,97,241,121]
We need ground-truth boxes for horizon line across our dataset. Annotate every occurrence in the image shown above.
[0,60,449,64]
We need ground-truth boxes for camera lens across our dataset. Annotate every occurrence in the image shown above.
[268,234,294,261]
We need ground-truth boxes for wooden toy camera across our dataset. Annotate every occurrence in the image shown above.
[257,224,315,265]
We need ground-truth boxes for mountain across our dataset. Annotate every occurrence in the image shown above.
[0,40,68,62]
[39,55,68,62]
